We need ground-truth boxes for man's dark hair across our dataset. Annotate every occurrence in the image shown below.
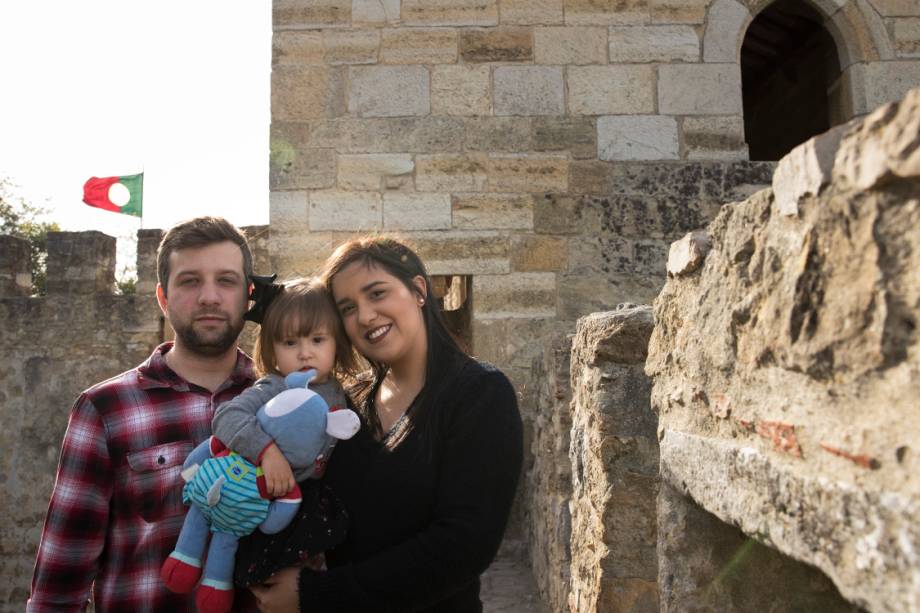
[156,216,252,296]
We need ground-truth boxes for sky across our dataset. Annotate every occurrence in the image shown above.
[0,1,271,270]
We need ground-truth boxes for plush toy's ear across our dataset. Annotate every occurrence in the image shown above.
[326,409,361,440]
[284,369,316,389]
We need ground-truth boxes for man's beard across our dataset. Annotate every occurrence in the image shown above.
[171,311,244,357]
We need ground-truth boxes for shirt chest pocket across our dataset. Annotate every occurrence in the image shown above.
[118,441,194,523]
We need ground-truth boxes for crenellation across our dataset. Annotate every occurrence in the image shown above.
[0,235,32,297]
[135,229,163,294]
[44,231,116,295]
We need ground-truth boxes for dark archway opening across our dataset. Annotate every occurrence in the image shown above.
[741,0,844,161]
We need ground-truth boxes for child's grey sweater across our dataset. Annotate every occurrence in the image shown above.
[212,373,348,482]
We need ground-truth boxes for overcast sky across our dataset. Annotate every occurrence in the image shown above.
[0,1,271,266]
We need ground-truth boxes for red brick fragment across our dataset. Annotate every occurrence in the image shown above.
[819,443,880,470]
[756,421,802,457]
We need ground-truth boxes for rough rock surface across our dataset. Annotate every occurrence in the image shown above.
[647,88,920,612]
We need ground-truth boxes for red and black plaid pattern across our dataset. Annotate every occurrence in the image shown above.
[28,343,255,613]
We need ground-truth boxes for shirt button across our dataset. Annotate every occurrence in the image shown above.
[157,456,166,465]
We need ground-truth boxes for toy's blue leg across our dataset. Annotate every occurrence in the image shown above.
[161,506,209,593]
[175,505,209,559]
[202,532,239,588]
[259,500,300,534]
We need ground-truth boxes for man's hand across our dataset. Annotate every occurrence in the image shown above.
[250,566,300,612]
[261,443,295,497]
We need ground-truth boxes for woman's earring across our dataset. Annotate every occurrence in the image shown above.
[418,298,425,306]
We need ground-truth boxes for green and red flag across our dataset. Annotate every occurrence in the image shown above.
[83,173,143,218]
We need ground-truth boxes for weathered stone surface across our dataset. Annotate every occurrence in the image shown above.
[683,115,748,160]
[567,65,656,115]
[565,0,650,25]
[452,193,534,230]
[772,125,846,216]
[533,27,607,65]
[0,236,31,297]
[459,27,533,62]
[702,0,751,62]
[401,0,498,26]
[500,0,564,24]
[861,61,920,110]
[323,30,379,64]
[894,18,920,57]
[272,66,345,120]
[473,273,557,319]
[416,153,490,191]
[666,230,710,276]
[135,229,163,294]
[269,190,309,228]
[348,65,430,117]
[569,306,659,613]
[494,66,565,116]
[871,0,920,16]
[431,65,491,116]
[269,230,337,278]
[462,117,533,153]
[307,117,466,153]
[381,28,458,64]
[649,0,709,23]
[272,31,323,66]
[598,115,680,161]
[409,231,512,274]
[487,154,569,192]
[274,0,350,29]
[270,145,336,189]
[658,64,743,115]
[608,25,699,62]
[382,192,452,230]
[46,232,115,295]
[511,235,568,272]
[352,0,400,25]
[532,117,597,159]
[308,190,382,231]
[337,153,414,190]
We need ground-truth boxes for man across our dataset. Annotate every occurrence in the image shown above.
[28,216,257,612]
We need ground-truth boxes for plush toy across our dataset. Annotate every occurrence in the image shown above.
[160,370,360,613]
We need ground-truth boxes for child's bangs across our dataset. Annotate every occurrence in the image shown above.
[271,288,337,340]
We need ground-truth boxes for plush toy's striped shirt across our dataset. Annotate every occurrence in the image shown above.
[183,453,270,537]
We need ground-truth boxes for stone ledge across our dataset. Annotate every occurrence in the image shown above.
[660,429,920,613]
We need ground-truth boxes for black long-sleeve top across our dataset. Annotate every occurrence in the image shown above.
[297,359,524,612]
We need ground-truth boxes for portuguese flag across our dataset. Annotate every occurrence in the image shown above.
[83,173,143,218]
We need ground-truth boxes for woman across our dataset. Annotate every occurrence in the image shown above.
[250,237,524,612]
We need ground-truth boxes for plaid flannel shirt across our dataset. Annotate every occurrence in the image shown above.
[27,342,256,613]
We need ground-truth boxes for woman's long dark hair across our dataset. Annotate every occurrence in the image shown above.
[320,236,470,449]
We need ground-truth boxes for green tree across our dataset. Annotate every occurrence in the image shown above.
[0,178,61,295]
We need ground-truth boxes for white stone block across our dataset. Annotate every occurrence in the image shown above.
[348,66,430,117]
[308,190,382,231]
[269,190,309,227]
[352,0,400,25]
[666,230,710,276]
[431,65,491,116]
[567,65,656,115]
[473,272,557,319]
[702,0,750,62]
[772,128,845,216]
[863,61,920,110]
[494,66,565,116]
[598,115,679,161]
[534,27,608,65]
[658,64,743,115]
[609,26,699,62]
[337,154,415,190]
[383,192,452,230]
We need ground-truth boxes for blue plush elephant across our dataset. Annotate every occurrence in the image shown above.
[160,370,359,613]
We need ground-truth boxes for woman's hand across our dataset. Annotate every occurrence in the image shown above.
[261,443,296,497]
[250,566,300,612]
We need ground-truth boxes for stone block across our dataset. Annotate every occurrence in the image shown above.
[352,0,400,25]
[272,66,344,120]
[862,61,920,109]
[666,230,710,276]
[409,232,512,274]
[494,66,565,116]
[381,28,459,64]
[348,65,430,117]
[534,193,580,234]
[682,115,748,160]
[567,160,616,195]
[608,25,699,62]
[337,153,415,190]
[533,27,607,65]
[269,231,337,278]
[473,273,557,319]
[772,125,845,216]
[46,232,116,295]
[272,31,323,66]
[871,0,920,15]
[702,0,751,62]
[416,153,490,191]
[383,192,452,230]
[598,115,680,160]
[487,154,569,192]
[658,64,743,115]
[567,65,656,115]
[564,0,649,25]
[895,18,920,57]
[308,190,382,231]
[401,0,499,26]
[500,0,564,24]
[511,235,568,272]
[459,27,533,62]
[274,0,351,29]
[323,30,380,64]
[431,65,491,116]
[269,145,336,189]
[269,190,309,228]
[308,117,465,153]
[532,117,597,159]
[462,117,533,153]
[136,229,163,294]
[452,193,534,230]
[649,0,709,24]
[0,236,32,297]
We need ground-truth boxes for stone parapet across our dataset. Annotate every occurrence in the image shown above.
[0,235,32,297]
[45,231,116,295]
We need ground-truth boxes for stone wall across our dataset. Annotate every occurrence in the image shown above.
[646,87,920,612]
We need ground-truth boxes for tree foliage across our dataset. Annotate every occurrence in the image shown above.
[0,178,61,295]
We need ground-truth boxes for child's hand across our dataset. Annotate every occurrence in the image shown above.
[261,443,295,497]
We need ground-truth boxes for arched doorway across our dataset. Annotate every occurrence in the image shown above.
[741,0,843,161]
